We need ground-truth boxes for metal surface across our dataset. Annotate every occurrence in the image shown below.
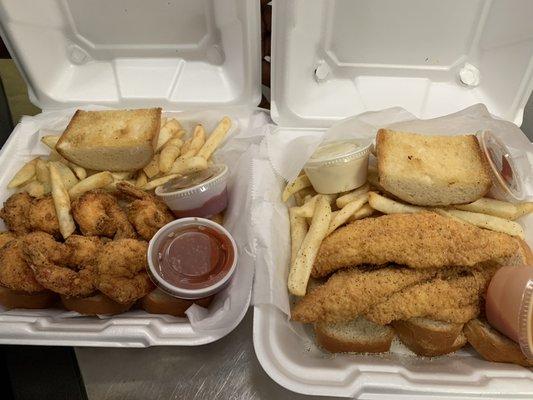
[76,310,334,400]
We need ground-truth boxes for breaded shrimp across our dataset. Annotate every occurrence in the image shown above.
[116,182,174,240]
[72,190,136,239]
[28,196,60,237]
[22,232,102,297]
[95,239,153,304]
[0,192,32,235]
[0,238,45,292]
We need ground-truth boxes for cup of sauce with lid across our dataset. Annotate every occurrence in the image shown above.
[155,164,229,218]
[485,265,533,361]
[147,218,237,300]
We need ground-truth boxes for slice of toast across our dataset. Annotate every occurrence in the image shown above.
[315,317,395,353]
[464,319,533,367]
[376,129,492,206]
[392,318,466,357]
[57,108,161,171]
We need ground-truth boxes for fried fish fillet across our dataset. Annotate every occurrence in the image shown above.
[291,266,439,324]
[312,213,518,278]
[364,267,496,325]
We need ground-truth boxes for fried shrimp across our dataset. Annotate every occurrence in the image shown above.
[22,232,102,297]
[0,231,16,249]
[95,239,154,304]
[0,192,32,235]
[0,238,45,292]
[72,190,136,239]
[28,196,60,237]
[116,182,174,240]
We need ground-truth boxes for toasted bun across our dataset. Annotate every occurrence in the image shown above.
[392,318,466,357]
[57,108,161,171]
[315,317,395,353]
[0,286,57,309]
[140,289,213,317]
[61,293,133,315]
[464,319,533,367]
[376,129,492,206]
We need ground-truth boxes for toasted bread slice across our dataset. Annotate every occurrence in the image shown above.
[315,317,395,353]
[376,129,491,206]
[57,108,161,171]
[140,289,213,317]
[464,319,533,367]
[392,318,466,356]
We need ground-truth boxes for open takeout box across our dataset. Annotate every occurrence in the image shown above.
[0,0,264,346]
[252,0,533,398]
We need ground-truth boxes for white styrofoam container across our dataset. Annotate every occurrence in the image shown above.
[0,0,261,346]
[254,0,533,397]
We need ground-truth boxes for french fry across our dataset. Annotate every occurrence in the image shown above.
[69,163,87,180]
[156,119,183,152]
[336,184,370,208]
[282,175,312,202]
[368,192,426,214]
[294,187,316,206]
[289,208,308,265]
[143,155,160,178]
[8,158,37,188]
[288,195,332,296]
[349,203,375,222]
[144,174,179,191]
[180,138,192,155]
[454,198,518,220]
[435,208,525,238]
[516,202,533,219]
[68,171,114,198]
[181,125,206,159]
[49,162,76,239]
[197,116,231,160]
[291,194,337,218]
[23,181,47,198]
[327,193,369,234]
[159,138,183,173]
[54,162,79,190]
[41,135,60,149]
[135,170,148,188]
[169,156,208,175]
[35,159,50,186]
[111,171,134,181]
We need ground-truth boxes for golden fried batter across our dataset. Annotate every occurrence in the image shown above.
[291,266,439,324]
[364,267,495,325]
[116,182,174,240]
[22,232,101,297]
[0,192,32,235]
[312,213,518,278]
[28,196,60,237]
[0,231,16,249]
[0,238,44,292]
[72,191,136,239]
[95,239,153,304]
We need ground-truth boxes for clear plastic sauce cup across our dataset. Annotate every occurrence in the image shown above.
[147,218,238,300]
[477,130,526,203]
[304,139,372,194]
[155,164,229,218]
[485,265,533,361]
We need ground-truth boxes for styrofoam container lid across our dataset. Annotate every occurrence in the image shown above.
[270,0,533,127]
[0,0,261,110]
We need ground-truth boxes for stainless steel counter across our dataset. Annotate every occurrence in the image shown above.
[76,309,334,400]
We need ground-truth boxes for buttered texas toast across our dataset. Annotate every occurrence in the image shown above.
[57,108,162,172]
[376,129,492,206]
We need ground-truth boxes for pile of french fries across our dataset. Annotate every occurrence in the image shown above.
[6,116,232,239]
[284,169,533,297]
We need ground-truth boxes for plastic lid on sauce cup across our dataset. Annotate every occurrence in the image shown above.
[147,218,238,300]
[485,265,533,361]
[477,130,526,203]
[155,164,229,218]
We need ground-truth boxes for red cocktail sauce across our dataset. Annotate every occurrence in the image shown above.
[156,225,235,290]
